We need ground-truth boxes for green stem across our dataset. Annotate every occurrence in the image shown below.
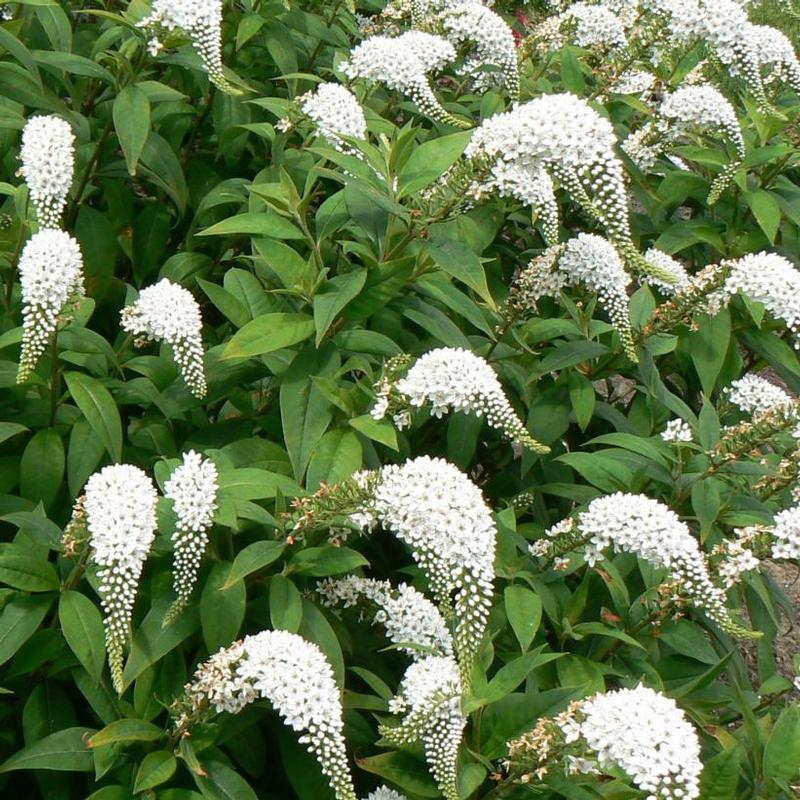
[49,331,60,427]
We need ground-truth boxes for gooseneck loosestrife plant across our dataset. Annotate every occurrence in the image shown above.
[0,0,799,797]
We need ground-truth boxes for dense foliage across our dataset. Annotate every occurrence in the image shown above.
[0,0,800,798]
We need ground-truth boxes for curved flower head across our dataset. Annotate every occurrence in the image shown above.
[749,25,800,95]
[440,3,519,97]
[561,3,627,49]
[725,374,794,418]
[82,465,158,693]
[17,230,84,383]
[120,278,207,397]
[642,248,690,295]
[722,253,800,346]
[139,0,239,94]
[372,346,549,453]
[369,456,496,681]
[318,576,454,658]
[573,686,702,799]
[575,492,758,637]
[19,115,74,229]
[163,451,219,624]
[465,94,662,279]
[512,235,637,361]
[382,656,466,800]
[177,630,357,800]
[300,83,367,153]
[342,33,466,127]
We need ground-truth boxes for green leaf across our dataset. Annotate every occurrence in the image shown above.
[348,414,399,450]
[357,751,439,797]
[0,422,27,445]
[199,212,304,239]
[20,429,64,509]
[200,562,245,653]
[64,372,122,463]
[289,546,369,577]
[67,419,106,497]
[568,372,595,431]
[744,189,782,243]
[223,541,285,589]
[222,313,314,359]
[0,544,58,591]
[688,310,730,395]
[570,621,645,649]
[112,84,150,176]
[397,131,472,197]
[764,705,800,785]
[217,468,303,500]
[313,270,367,346]
[58,591,105,681]
[306,429,362,489]
[0,594,51,666]
[269,574,303,633]
[698,747,741,800]
[133,751,177,793]
[0,727,96,773]
[504,585,542,652]
[88,719,164,748]
[426,238,494,308]
[194,759,260,800]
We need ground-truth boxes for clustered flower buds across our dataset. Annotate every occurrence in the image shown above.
[163,451,219,623]
[138,0,238,93]
[771,505,800,560]
[299,83,368,153]
[120,278,207,397]
[364,789,406,800]
[318,575,454,658]
[342,32,466,127]
[371,346,549,453]
[17,230,84,383]
[573,492,758,637]
[176,630,357,800]
[509,234,637,361]
[660,418,693,442]
[19,115,75,229]
[81,465,158,694]
[381,655,466,800]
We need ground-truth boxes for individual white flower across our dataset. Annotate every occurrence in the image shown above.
[181,630,357,800]
[440,3,519,97]
[722,253,800,346]
[382,655,466,800]
[378,346,549,452]
[772,505,800,560]
[120,278,207,397]
[642,248,690,295]
[163,451,219,622]
[465,94,656,278]
[661,418,693,442]
[514,235,637,361]
[300,83,367,153]
[574,686,702,800]
[318,576,454,658]
[138,0,237,93]
[561,3,627,49]
[368,456,496,680]
[19,115,75,229]
[17,230,84,383]
[575,492,756,636]
[341,32,463,126]
[83,465,158,693]
[725,374,794,418]
[716,529,760,587]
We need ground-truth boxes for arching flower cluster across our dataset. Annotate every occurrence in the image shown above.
[365,456,497,680]
[381,655,466,800]
[120,278,207,397]
[163,451,219,622]
[439,3,519,97]
[568,686,703,800]
[748,25,800,95]
[138,0,238,93]
[81,465,158,694]
[625,84,744,203]
[19,114,75,229]
[318,575,454,658]
[177,630,357,800]
[371,346,549,453]
[464,93,658,277]
[510,234,637,361]
[724,374,795,419]
[299,83,368,153]
[17,230,85,383]
[574,492,757,637]
[557,3,628,50]
[341,32,465,126]
[714,526,761,588]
